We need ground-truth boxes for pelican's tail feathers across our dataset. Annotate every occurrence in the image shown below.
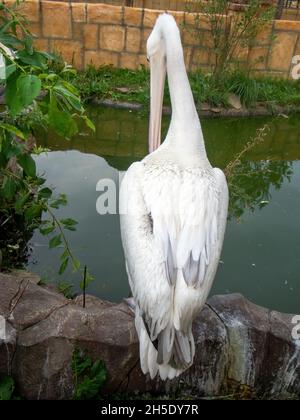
[172,328,195,369]
[135,309,194,380]
[135,311,158,379]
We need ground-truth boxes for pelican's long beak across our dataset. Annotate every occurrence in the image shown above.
[149,54,166,153]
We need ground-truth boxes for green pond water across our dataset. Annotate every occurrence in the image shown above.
[28,106,300,314]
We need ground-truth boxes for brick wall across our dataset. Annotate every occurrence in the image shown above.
[2,0,300,78]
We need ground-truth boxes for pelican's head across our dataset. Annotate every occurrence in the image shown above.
[147,14,168,153]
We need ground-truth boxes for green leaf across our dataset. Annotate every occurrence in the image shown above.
[72,350,107,400]
[4,63,16,79]
[17,74,41,108]
[59,257,69,275]
[5,73,22,117]
[82,116,95,132]
[39,187,52,199]
[80,270,94,290]
[0,33,21,48]
[18,154,36,177]
[72,257,80,272]
[24,34,34,55]
[2,176,16,200]
[49,107,78,138]
[17,50,47,68]
[39,222,55,235]
[15,192,30,213]
[0,123,26,139]
[60,248,69,261]
[50,193,67,209]
[53,83,83,112]
[49,234,62,249]
[25,204,42,221]
[0,376,14,400]
[60,218,78,231]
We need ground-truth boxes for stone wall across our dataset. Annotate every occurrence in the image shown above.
[2,0,300,78]
[0,271,299,399]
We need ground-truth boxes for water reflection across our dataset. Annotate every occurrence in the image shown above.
[228,160,293,219]
[29,108,300,314]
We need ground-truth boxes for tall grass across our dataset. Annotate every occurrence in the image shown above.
[72,65,300,109]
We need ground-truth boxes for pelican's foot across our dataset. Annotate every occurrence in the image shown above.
[123,297,136,314]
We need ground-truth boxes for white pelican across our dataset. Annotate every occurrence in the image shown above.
[120,13,228,380]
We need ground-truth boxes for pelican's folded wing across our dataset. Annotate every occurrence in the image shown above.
[120,162,173,343]
[142,165,228,290]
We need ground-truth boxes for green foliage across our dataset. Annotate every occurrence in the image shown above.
[57,280,75,299]
[256,77,300,105]
[0,1,94,286]
[227,159,293,220]
[187,0,275,81]
[226,71,259,107]
[0,375,14,400]
[73,65,300,110]
[73,65,150,105]
[72,349,107,400]
[224,120,293,220]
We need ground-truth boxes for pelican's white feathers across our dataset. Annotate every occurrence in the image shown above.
[120,161,228,378]
[120,12,228,380]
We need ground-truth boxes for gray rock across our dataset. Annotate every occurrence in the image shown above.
[0,320,17,376]
[227,93,242,110]
[0,272,299,399]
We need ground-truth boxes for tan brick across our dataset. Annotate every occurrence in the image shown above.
[72,3,87,23]
[29,22,41,38]
[262,70,288,79]
[100,25,125,52]
[120,53,138,70]
[256,23,274,45]
[209,52,217,66]
[33,38,49,52]
[50,40,83,69]
[186,12,223,31]
[274,20,300,32]
[143,0,156,9]
[84,24,98,50]
[133,0,143,8]
[182,28,198,46]
[190,62,212,73]
[84,50,119,68]
[233,45,249,62]
[268,32,297,72]
[141,28,151,52]
[124,6,142,27]
[295,37,300,55]
[138,54,148,68]
[3,0,15,8]
[172,11,184,26]
[184,12,197,27]
[42,2,72,39]
[143,9,161,28]
[193,48,210,65]
[202,32,214,49]
[73,22,83,41]
[183,46,192,67]
[87,4,122,24]
[249,46,269,70]
[126,27,141,53]
[18,0,40,23]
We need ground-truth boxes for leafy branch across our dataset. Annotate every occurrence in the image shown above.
[224,123,270,178]
[0,1,94,290]
[72,349,107,400]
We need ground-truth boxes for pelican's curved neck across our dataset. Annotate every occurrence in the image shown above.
[158,16,208,160]
[163,26,196,121]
